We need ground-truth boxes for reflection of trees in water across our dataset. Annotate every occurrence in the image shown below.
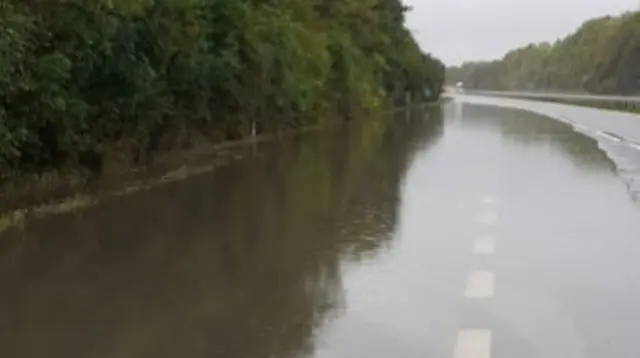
[391,106,446,171]
[458,104,613,172]
[0,108,444,358]
[332,106,445,262]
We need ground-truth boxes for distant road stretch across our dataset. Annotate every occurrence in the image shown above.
[447,88,640,104]
[449,89,640,104]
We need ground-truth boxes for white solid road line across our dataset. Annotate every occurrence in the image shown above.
[476,212,498,225]
[473,235,496,255]
[464,271,495,298]
[595,130,622,143]
[454,329,492,358]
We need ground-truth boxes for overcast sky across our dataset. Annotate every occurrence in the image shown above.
[404,0,639,66]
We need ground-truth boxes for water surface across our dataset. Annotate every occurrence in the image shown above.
[2,102,640,358]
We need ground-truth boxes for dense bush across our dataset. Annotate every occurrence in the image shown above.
[0,0,444,179]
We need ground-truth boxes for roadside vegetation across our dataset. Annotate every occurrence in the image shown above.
[0,0,444,189]
[447,11,640,95]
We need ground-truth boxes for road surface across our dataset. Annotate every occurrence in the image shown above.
[1,99,640,358]
[460,89,640,103]
[456,93,640,144]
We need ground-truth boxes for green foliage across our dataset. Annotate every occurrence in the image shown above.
[586,12,640,94]
[0,0,443,178]
[447,12,640,94]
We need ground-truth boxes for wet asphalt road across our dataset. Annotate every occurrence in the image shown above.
[315,100,640,358]
[1,100,640,358]
[465,90,640,104]
[458,93,640,145]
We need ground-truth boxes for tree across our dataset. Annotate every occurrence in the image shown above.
[447,12,640,95]
[0,0,445,181]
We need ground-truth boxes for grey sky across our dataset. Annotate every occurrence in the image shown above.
[404,0,639,66]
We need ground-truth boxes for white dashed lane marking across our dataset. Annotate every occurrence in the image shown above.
[464,271,495,298]
[476,212,498,225]
[454,329,492,358]
[481,195,496,205]
[473,235,496,255]
[456,196,497,357]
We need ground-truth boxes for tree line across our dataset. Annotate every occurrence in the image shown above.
[0,0,444,181]
[447,11,640,95]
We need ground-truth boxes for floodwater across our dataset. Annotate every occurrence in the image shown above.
[1,100,640,358]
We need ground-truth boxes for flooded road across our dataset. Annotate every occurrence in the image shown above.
[2,101,640,358]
